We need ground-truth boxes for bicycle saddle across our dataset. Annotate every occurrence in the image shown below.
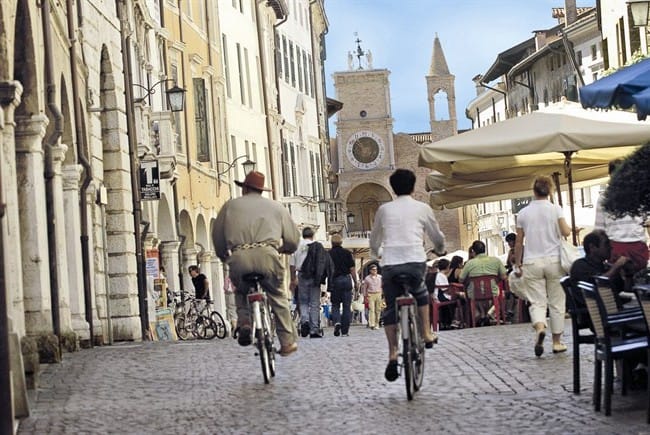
[242,272,265,283]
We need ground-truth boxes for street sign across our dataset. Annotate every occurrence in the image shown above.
[140,159,160,200]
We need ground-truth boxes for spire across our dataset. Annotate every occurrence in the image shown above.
[429,33,450,76]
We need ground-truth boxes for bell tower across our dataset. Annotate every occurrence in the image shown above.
[427,34,457,141]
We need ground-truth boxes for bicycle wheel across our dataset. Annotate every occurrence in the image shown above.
[410,312,425,392]
[175,314,189,340]
[209,311,228,339]
[256,327,272,384]
[403,330,414,400]
[262,302,276,378]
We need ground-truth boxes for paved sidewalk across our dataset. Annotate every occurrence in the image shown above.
[16,321,650,434]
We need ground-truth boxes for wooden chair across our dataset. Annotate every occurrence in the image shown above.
[633,284,650,424]
[464,275,500,328]
[579,281,648,416]
[560,276,595,395]
[431,284,463,332]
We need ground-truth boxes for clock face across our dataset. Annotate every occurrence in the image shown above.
[346,130,385,170]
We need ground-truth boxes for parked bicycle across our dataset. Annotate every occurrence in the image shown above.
[242,272,276,384]
[393,272,426,400]
[173,292,227,340]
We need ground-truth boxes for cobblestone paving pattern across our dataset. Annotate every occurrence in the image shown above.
[17,321,650,434]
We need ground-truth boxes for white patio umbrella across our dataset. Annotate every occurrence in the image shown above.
[418,103,650,243]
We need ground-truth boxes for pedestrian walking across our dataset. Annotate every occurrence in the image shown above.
[328,234,358,336]
[223,274,238,337]
[361,265,383,330]
[514,176,572,357]
[212,170,300,356]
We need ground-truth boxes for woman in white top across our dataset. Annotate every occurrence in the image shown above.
[515,176,572,357]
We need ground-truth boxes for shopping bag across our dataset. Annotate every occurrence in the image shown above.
[560,239,580,274]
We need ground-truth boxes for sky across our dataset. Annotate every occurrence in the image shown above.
[323,0,595,132]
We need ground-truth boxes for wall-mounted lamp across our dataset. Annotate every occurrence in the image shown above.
[629,0,650,27]
[216,155,256,176]
[318,199,329,213]
[346,212,356,225]
[133,79,186,112]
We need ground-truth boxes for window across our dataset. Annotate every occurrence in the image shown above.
[251,142,258,165]
[281,140,290,196]
[591,43,597,61]
[315,153,323,199]
[276,33,282,79]
[310,152,317,197]
[581,187,593,207]
[289,41,296,87]
[283,36,289,84]
[303,51,309,96]
[170,64,183,153]
[193,78,210,162]
[231,135,239,188]
[222,34,232,98]
[297,46,303,92]
[236,43,246,105]
[290,142,297,195]
[575,50,582,66]
[244,47,253,108]
[308,54,314,97]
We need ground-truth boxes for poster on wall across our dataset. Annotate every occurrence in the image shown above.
[145,249,159,279]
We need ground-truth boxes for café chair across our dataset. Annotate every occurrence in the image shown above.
[560,276,595,395]
[579,281,648,416]
[633,284,650,424]
[431,284,463,332]
[465,275,500,328]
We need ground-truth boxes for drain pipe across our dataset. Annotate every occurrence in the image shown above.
[42,0,64,343]
[67,0,94,345]
[172,178,186,300]
[117,0,149,338]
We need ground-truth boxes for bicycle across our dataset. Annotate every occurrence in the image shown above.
[393,272,426,401]
[242,272,276,384]
[173,293,227,340]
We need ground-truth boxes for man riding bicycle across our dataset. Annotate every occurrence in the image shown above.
[369,169,446,382]
[212,171,300,357]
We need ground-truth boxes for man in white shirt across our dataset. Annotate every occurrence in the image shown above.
[369,169,446,382]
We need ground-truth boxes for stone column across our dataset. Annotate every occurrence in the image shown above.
[198,251,213,298]
[14,114,52,335]
[0,81,25,336]
[62,164,90,340]
[160,241,181,293]
[210,256,226,316]
[182,247,198,295]
[50,144,72,333]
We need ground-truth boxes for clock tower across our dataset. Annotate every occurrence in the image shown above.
[332,40,396,234]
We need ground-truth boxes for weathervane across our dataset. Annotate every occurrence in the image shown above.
[347,32,373,71]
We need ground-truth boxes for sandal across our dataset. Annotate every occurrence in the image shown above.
[384,360,399,382]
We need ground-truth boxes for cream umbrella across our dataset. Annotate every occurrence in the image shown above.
[418,104,650,242]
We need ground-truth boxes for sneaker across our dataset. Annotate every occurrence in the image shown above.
[552,342,568,353]
[341,333,349,337]
[300,322,310,338]
[384,360,399,382]
[334,323,341,336]
[310,332,323,338]
[237,326,252,347]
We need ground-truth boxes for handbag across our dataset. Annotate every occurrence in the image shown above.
[508,270,527,301]
[559,239,580,274]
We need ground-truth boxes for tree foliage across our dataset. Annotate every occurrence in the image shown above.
[603,142,650,217]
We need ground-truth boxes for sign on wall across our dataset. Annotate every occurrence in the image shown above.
[140,159,160,200]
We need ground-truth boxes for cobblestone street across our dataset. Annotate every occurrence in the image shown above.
[16,321,650,434]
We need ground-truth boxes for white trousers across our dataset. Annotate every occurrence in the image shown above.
[521,256,565,334]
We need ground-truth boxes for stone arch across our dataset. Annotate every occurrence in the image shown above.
[60,76,77,165]
[433,89,450,121]
[156,193,176,242]
[196,214,209,253]
[179,210,195,247]
[13,0,38,117]
[345,183,392,234]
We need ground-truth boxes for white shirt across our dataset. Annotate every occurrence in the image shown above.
[516,199,563,261]
[370,195,446,266]
[594,193,648,242]
[290,238,314,271]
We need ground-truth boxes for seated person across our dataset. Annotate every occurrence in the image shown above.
[435,259,464,330]
[459,240,507,324]
[569,230,630,328]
